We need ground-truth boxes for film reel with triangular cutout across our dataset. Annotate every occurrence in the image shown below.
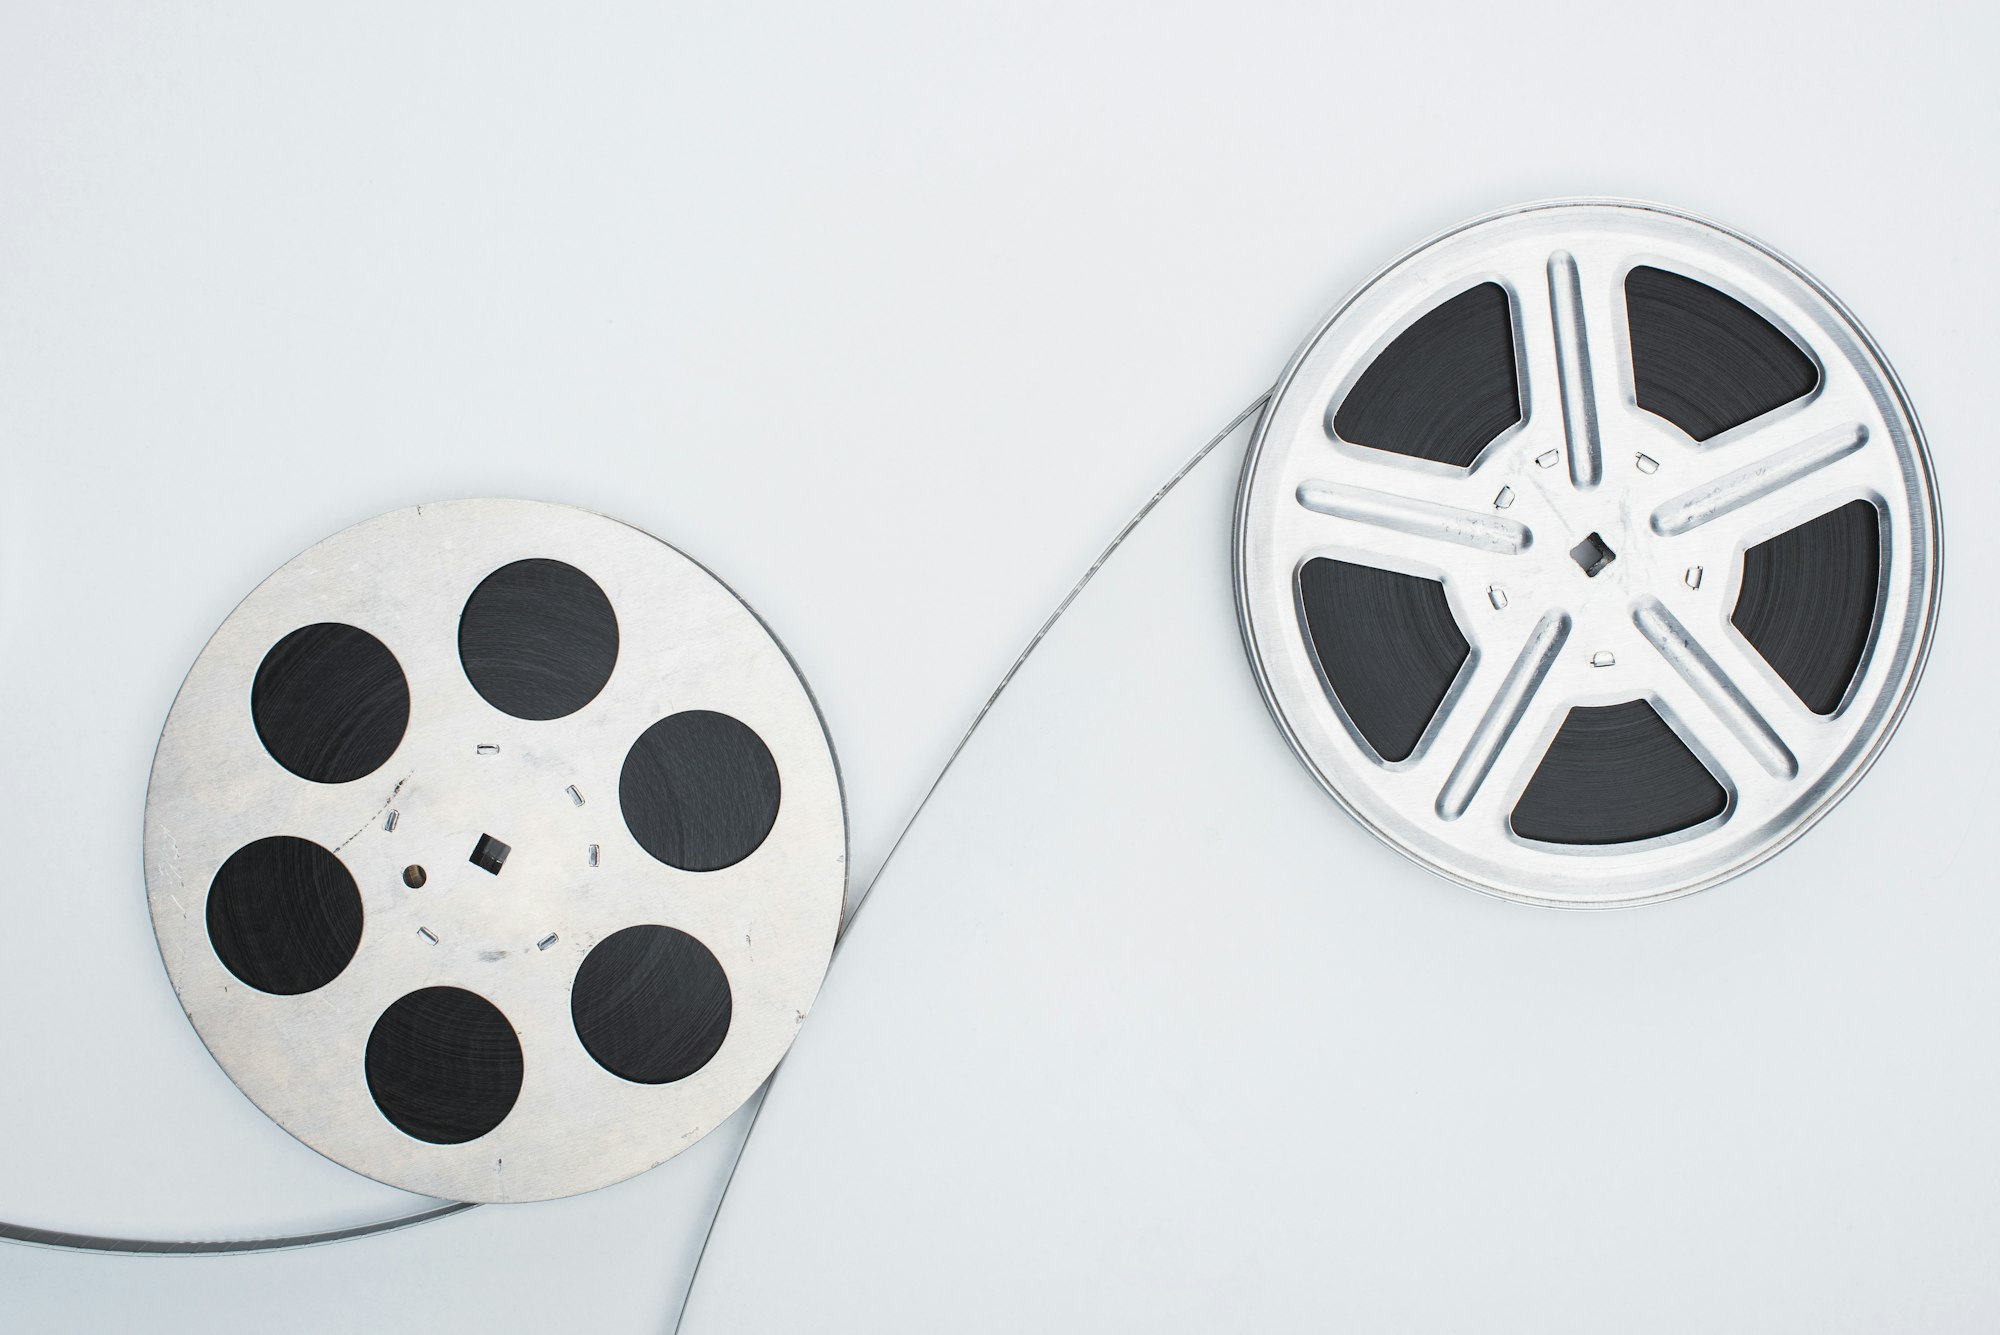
[1235,200,1938,905]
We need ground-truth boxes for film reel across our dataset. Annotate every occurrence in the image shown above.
[143,500,845,1202]
[1235,200,1940,906]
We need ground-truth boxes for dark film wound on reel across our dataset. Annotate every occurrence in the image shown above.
[1301,250,1883,850]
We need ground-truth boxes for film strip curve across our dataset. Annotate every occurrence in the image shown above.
[1,401,1274,1257]
[0,203,1937,1259]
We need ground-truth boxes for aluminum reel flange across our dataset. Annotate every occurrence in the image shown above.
[144,499,846,1201]
[1234,200,1941,907]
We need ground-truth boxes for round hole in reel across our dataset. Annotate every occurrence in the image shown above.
[1233,200,1941,906]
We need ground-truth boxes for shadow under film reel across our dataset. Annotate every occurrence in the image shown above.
[143,499,845,1202]
[1235,200,1940,906]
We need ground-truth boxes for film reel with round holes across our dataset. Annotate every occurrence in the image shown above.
[143,499,845,1203]
[1235,199,1940,907]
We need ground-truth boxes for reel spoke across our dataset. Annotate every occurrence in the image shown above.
[1296,477,1533,559]
[1543,248,1627,490]
[1650,415,1870,543]
[1431,609,1571,824]
[1631,597,1803,783]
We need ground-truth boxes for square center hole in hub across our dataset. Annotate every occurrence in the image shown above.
[1569,532,1617,577]
[469,833,511,875]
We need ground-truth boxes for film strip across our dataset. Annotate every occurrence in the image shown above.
[0,200,1943,1271]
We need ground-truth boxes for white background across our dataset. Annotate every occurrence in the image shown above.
[1,2,1994,1330]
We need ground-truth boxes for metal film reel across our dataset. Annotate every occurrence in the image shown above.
[1234,200,1940,906]
[144,500,845,1201]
